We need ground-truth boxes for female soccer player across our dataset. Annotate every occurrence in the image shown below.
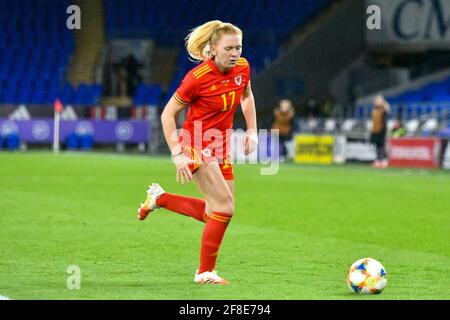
[138,20,258,284]
[370,95,389,168]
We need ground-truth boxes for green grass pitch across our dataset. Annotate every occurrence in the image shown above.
[0,152,449,300]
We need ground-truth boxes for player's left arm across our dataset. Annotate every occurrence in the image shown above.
[240,80,258,155]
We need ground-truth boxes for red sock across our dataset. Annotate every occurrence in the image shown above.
[198,212,232,273]
[156,193,207,223]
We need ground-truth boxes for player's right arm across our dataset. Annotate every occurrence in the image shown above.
[161,70,200,184]
[161,97,184,154]
[161,97,196,184]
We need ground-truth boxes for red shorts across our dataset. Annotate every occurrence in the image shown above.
[184,146,234,180]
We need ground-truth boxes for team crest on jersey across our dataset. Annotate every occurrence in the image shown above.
[234,75,242,86]
[201,148,212,158]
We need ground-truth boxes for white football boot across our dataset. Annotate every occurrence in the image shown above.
[137,183,165,220]
[194,270,229,285]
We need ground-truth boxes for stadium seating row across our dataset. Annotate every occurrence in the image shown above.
[298,117,450,138]
[386,76,450,104]
[0,32,74,51]
[354,103,450,121]
[104,0,330,44]
[0,82,102,105]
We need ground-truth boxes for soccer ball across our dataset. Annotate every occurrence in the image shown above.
[347,258,387,294]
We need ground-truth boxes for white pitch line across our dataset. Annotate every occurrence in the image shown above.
[0,295,11,300]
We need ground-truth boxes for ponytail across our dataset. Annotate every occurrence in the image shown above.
[185,20,242,62]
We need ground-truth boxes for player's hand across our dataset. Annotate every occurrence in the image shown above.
[172,153,196,184]
[243,133,258,156]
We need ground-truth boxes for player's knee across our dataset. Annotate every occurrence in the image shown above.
[221,193,234,215]
[210,193,233,215]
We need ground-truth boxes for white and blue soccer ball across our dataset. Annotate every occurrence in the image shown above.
[347,258,387,295]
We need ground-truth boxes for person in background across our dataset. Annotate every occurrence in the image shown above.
[370,95,389,168]
[272,99,295,160]
[117,64,128,97]
[306,98,318,118]
[124,54,142,96]
[391,119,407,138]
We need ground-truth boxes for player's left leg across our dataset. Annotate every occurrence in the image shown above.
[380,134,388,168]
[203,160,234,220]
[372,134,382,168]
[203,179,233,222]
[191,161,234,284]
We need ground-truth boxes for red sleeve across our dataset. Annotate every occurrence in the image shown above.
[240,58,251,87]
[174,73,198,106]
[246,63,251,86]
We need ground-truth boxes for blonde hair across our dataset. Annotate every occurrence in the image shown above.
[374,94,390,113]
[185,20,242,62]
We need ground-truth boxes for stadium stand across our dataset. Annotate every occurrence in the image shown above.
[0,0,101,106]
[102,0,332,106]
[0,0,332,109]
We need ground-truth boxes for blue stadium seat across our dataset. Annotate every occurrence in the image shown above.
[65,133,79,150]
[6,133,20,150]
[79,134,94,150]
[405,104,414,120]
[133,84,162,106]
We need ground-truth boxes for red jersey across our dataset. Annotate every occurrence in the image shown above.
[174,57,251,161]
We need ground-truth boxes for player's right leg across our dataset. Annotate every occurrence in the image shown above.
[137,183,208,222]
[137,183,165,220]
[138,146,208,222]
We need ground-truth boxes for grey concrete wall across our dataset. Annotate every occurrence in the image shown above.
[252,0,365,111]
